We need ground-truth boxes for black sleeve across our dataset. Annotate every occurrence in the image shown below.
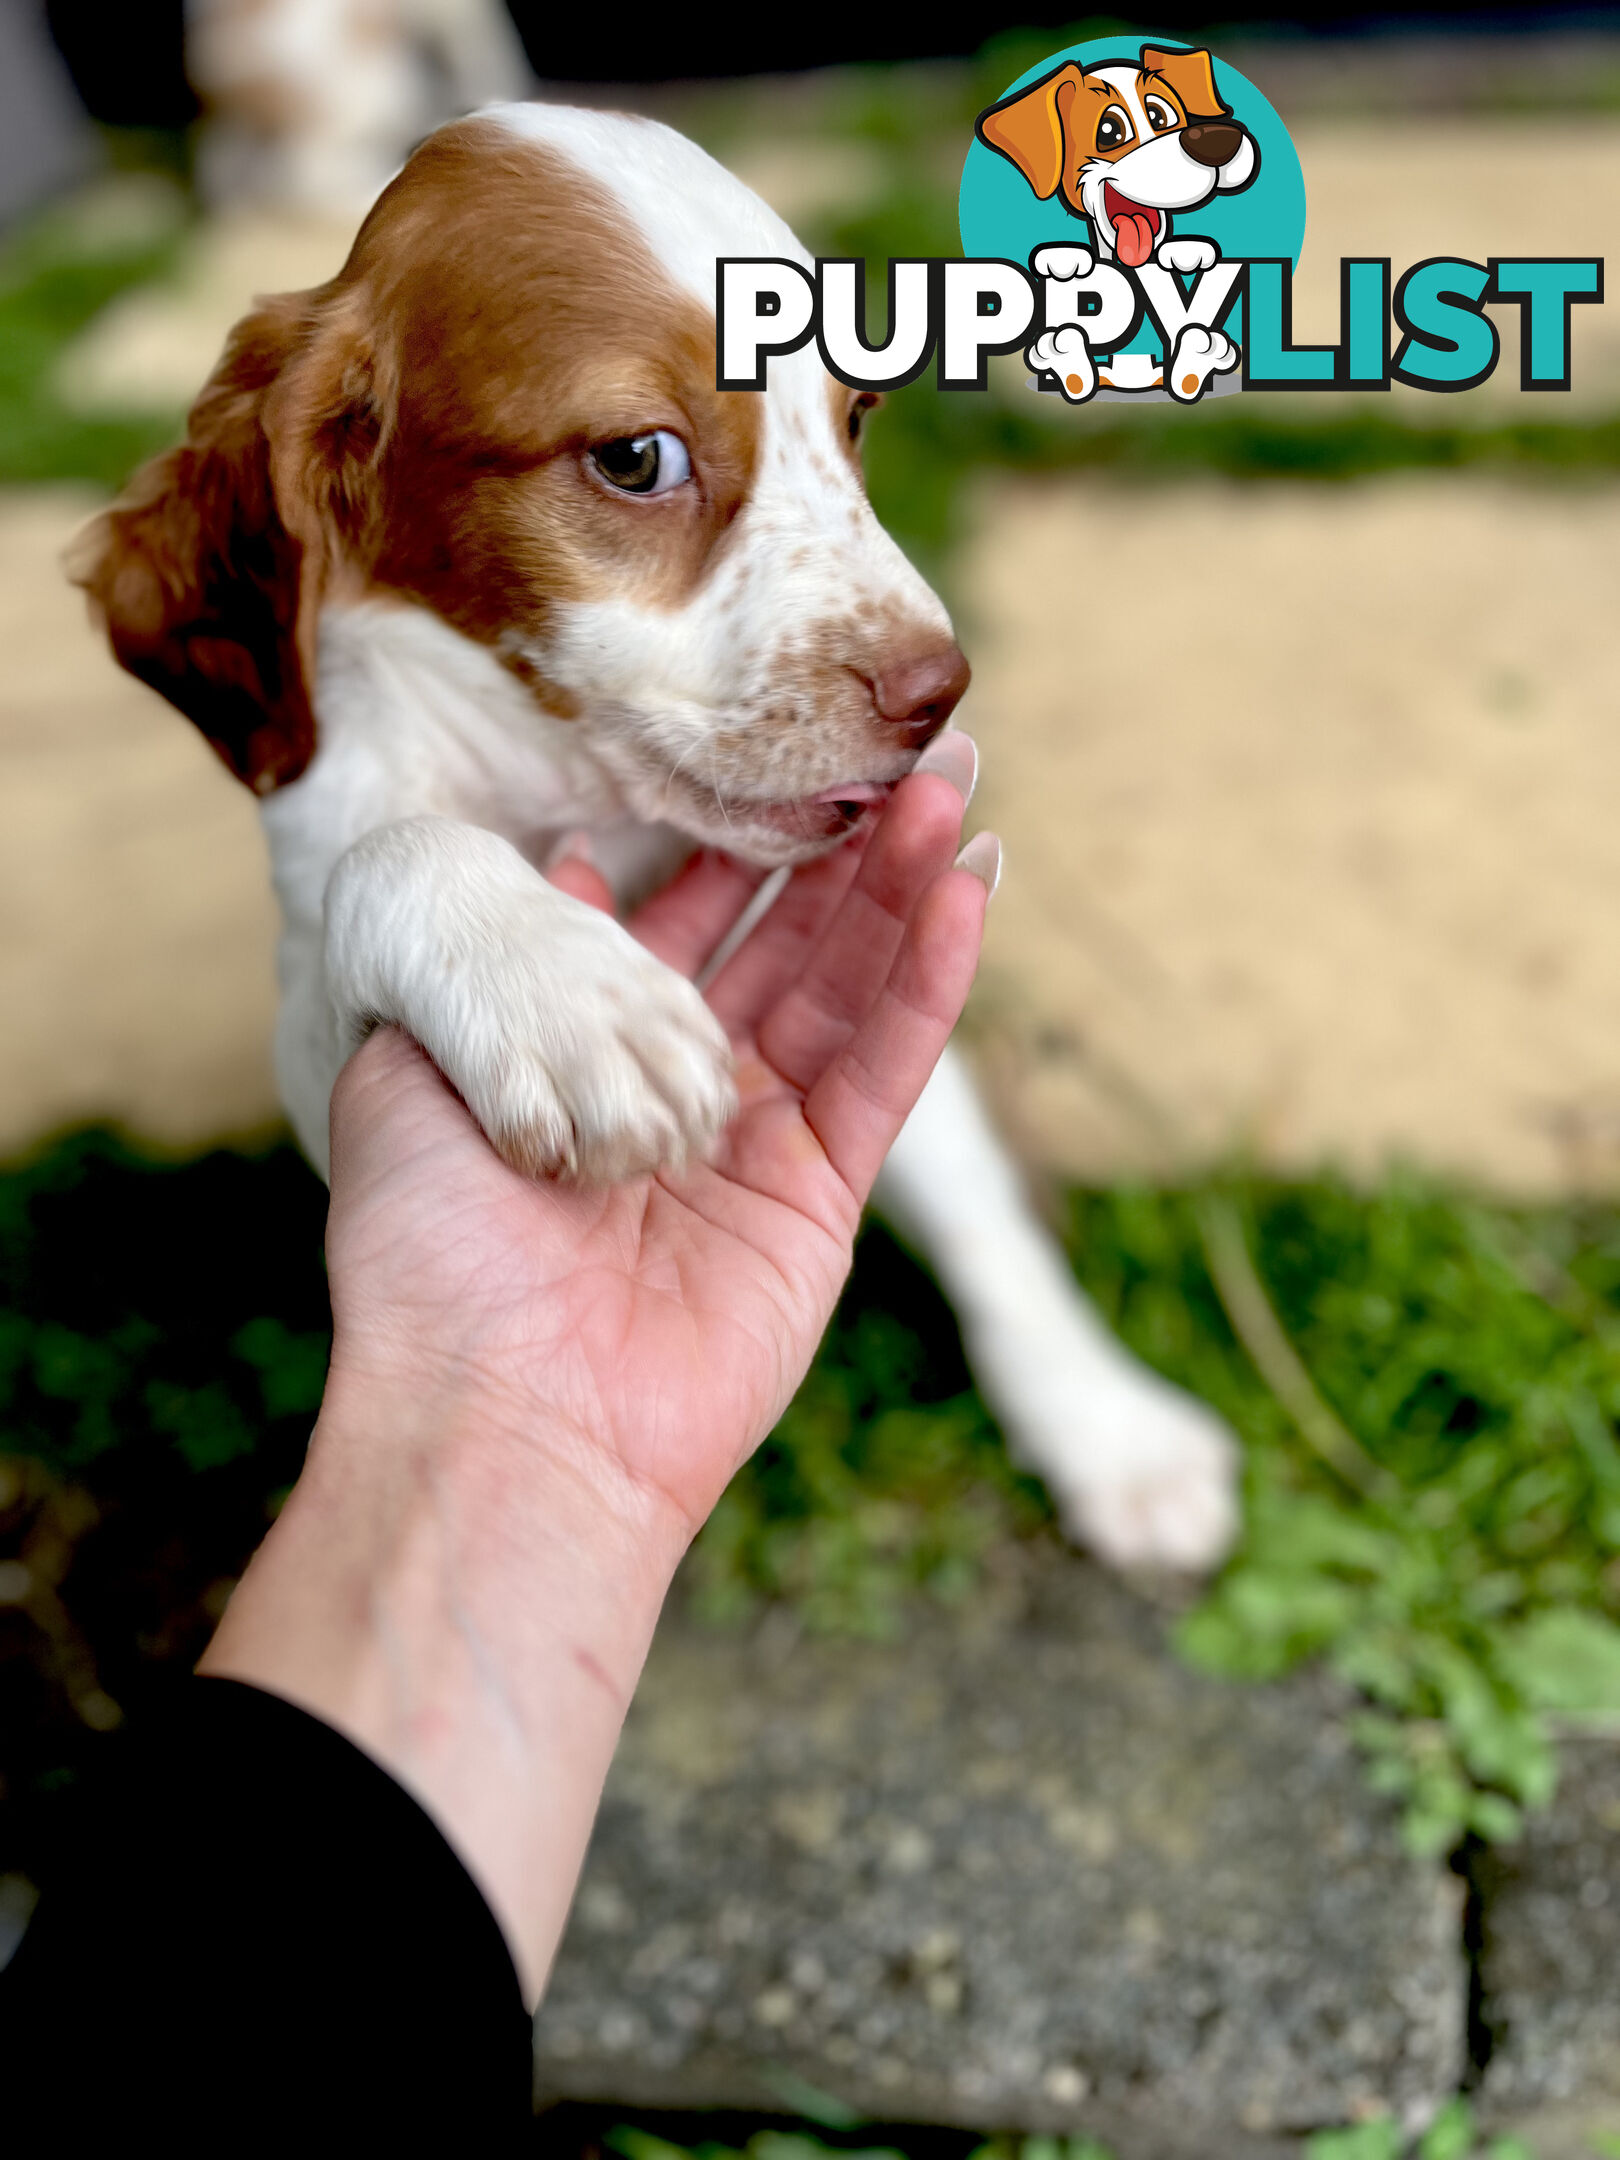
[0,1675,534,2144]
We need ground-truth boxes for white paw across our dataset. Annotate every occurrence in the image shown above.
[1003,1368,1240,1572]
[453,914,738,1182]
[1031,244,1094,282]
[1026,325,1095,402]
[1156,236,1218,275]
[324,820,737,1183]
[1167,322,1240,402]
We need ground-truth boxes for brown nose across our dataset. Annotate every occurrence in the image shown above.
[871,643,971,746]
[1181,121,1243,169]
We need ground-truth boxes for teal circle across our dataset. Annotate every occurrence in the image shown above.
[958,33,1306,364]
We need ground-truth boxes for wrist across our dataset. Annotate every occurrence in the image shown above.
[200,1354,687,2001]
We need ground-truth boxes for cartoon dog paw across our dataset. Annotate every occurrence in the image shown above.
[1156,236,1219,275]
[1031,243,1094,283]
[1026,325,1095,403]
[1168,322,1240,402]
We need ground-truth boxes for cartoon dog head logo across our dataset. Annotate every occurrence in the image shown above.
[975,44,1258,270]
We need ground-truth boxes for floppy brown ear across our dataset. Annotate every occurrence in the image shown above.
[976,63,1084,201]
[1141,45,1229,122]
[68,287,389,795]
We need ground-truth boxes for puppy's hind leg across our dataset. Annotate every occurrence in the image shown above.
[873,1045,1240,1572]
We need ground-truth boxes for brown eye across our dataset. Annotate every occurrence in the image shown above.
[848,392,880,442]
[590,430,691,495]
[1144,97,1178,132]
[1096,105,1133,151]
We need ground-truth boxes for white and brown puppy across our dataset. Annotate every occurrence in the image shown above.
[74,104,1237,1569]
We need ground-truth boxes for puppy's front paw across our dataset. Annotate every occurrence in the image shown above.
[998,1363,1240,1572]
[461,926,737,1182]
[324,820,738,1184]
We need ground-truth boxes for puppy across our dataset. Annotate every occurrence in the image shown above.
[74,103,1238,1570]
[977,43,1256,269]
[185,0,532,214]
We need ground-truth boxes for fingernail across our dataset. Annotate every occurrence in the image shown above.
[544,827,595,870]
[954,830,1001,897]
[913,729,978,806]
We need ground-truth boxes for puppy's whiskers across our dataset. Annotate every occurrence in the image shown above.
[660,738,702,810]
[708,743,737,835]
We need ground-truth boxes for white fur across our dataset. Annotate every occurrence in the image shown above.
[257,103,1240,1571]
[326,817,735,1180]
[1079,65,1254,264]
[1167,321,1241,402]
[1157,236,1218,276]
[877,1054,1238,1568]
[1026,325,1097,403]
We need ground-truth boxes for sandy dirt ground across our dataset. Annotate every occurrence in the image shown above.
[0,490,281,1156]
[4,119,1619,1188]
[956,472,1620,1195]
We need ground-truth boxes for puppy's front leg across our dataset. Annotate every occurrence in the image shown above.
[320,816,736,1181]
[875,1045,1239,1571]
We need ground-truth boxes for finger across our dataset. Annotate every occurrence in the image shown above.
[802,862,989,1205]
[700,828,871,1035]
[754,771,967,1092]
[544,843,617,915]
[626,849,768,974]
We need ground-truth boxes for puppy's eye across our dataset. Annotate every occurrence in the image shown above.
[1144,97,1178,132]
[848,391,881,442]
[1095,105,1134,151]
[590,430,691,495]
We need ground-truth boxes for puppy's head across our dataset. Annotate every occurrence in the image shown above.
[976,45,1256,266]
[73,107,967,866]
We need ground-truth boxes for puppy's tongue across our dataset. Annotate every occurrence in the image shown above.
[1114,208,1157,268]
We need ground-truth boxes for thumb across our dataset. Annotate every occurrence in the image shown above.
[544,832,616,915]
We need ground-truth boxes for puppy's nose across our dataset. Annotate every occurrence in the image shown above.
[872,643,971,746]
[1181,121,1243,169]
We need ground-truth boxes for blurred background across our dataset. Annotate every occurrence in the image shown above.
[4,5,1620,2156]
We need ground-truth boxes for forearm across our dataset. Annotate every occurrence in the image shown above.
[199,1353,688,2005]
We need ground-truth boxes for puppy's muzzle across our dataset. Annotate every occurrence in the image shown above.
[1181,121,1244,168]
[868,643,972,750]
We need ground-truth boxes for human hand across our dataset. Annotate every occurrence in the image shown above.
[201,757,994,1998]
[322,752,989,1535]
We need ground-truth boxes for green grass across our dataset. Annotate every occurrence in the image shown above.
[695,1165,1620,1857]
[592,2108,1595,2160]
[8,1132,1620,1867]
[0,183,188,490]
[604,2129,1121,2160]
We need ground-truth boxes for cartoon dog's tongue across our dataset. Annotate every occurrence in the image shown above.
[1104,186,1159,268]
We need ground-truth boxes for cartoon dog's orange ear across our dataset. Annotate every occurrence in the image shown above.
[976,63,1084,201]
[1141,45,1229,121]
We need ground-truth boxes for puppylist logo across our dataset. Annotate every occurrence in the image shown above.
[717,34,1603,404]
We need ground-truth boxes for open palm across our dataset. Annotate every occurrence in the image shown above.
[320,770,988,1539]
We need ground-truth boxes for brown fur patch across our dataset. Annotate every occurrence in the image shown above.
[68,292,325,791]
[350,122,763,649]
[75,116,764,790]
